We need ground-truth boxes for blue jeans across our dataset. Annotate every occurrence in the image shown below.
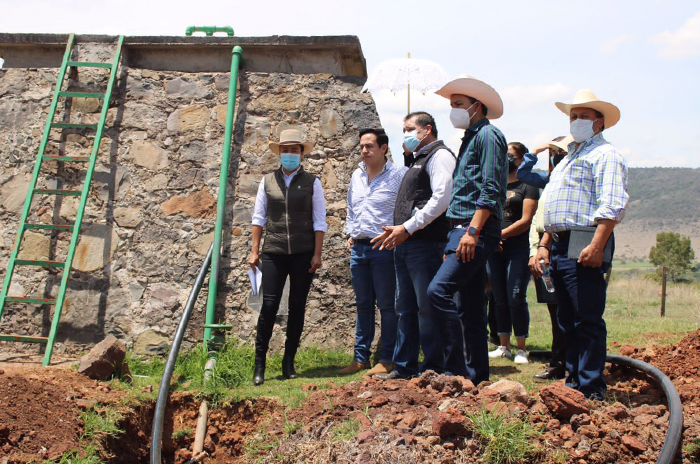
[350,241,398,363]
[550,233,612,399]
[392,239,446,377]
[486,241,531,339]
[427,222,500,384]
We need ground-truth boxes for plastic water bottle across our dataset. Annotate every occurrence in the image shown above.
[540,259,555,293]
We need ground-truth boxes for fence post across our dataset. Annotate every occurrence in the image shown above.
[660,266,667,317]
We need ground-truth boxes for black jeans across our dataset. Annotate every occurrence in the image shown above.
[255,251,315,363]
[547,303,566,368]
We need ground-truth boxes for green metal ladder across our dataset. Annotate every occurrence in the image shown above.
[0,33,124,365]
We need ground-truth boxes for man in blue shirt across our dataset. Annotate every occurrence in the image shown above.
[535,89,628,400]
[340,128,407,376]
[426,76,508,384]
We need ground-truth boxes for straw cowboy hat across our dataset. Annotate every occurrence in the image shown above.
[555,89,620,129]
[435,74,504,119]
[269,129,314,155]
[549,135,574,152]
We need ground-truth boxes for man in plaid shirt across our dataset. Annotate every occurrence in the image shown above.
[535,89,629,400]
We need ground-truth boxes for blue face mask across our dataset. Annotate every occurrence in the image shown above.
[280,153,301,171]
[403,129,425,152]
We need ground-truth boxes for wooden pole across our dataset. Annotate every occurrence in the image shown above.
[661,266,667,317]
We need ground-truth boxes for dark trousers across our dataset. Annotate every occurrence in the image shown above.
[486,242,531,339]
[427,221,500,384]
[547,303,566,369]
[486,291,499,345]
[533,273,565,368]
[255,251,315,364]
[550,235,610,398]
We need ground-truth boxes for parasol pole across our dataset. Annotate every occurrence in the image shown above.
[407,52,411,114]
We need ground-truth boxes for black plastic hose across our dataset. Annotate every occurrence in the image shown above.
[606,354,683,464]
[150,243,213,464]
[531,350,683,463]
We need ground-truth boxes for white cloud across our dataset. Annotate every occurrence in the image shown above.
[649,11,700,60]
[600,34,636,55]
[500,83,572,109]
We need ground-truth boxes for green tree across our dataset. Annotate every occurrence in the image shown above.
[649,231,696,281]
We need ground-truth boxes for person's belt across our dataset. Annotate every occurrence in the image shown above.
[448,216,497,229]
[353,238,373,245]
[551,231,571,242]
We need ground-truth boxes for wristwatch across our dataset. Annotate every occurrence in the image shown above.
[467,226,480,236]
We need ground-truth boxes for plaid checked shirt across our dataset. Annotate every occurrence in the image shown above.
[447,119,508,221]
[543,132,628,232]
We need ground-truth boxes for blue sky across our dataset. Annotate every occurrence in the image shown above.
[2,0,699,168]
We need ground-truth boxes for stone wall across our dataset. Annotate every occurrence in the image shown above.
[0,38,381,357]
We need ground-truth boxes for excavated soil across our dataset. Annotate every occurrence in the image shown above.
[1,331,699,463]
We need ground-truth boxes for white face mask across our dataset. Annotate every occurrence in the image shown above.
[570,118,598,143]
[449,102,478,129]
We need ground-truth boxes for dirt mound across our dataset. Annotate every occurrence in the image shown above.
[100,393,278,464]
[2,330,700,463]
[0,366,124,462]
[257,370,668,463]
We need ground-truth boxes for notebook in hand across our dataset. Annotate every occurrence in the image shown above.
[567,227,613,262]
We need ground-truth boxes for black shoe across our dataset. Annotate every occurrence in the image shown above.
[533,367,566,381]
[282,356,297,379]
[253,364,265,386]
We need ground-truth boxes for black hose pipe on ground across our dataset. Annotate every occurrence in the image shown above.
[530,350,683,464]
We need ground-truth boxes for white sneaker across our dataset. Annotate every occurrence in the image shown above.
[514,349,529,364]
[488,346,512,359]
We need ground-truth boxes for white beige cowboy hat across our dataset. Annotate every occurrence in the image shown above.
[555,89,620,129]
[269,129,314,155]
[435,74,504,119]
[549,135,574,152]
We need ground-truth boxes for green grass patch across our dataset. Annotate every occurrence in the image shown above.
[466,407,540,464]
[44,444,104,464]
[244,431,282,462]
[684,438,700,463]
[172,427,193,441]
[80,408,123,441]
[330,418,360,442]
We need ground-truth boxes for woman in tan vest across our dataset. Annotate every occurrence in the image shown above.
[249,129,327,386]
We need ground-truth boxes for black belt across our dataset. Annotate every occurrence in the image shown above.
[448,218,468,228]
[353,238,373,245]
[448,216,497,229]
[551,231,571,242]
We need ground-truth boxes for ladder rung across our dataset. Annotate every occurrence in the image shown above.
[33,188,82,196]
[204,324,233,329]
[0,334,49,344]
[66,61,112,69]
[24,223,74,231]
[42,155,91,162]
[14,259,66,268]
[4,296,56,305]
[50,123,98,130]
[57,91,105,99]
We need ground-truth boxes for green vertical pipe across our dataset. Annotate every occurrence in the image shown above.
[204,46,242,352]
[0,34,75,323]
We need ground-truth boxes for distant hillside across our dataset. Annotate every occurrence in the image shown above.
[626,168,700,223]
[612,167,700,261]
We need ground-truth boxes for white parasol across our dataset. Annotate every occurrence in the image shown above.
[361,53,450,113]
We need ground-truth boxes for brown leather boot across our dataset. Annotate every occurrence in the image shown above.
[338,360,370,375]
[367,361,395,376]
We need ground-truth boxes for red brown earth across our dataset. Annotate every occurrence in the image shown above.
[1,331,699,463]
